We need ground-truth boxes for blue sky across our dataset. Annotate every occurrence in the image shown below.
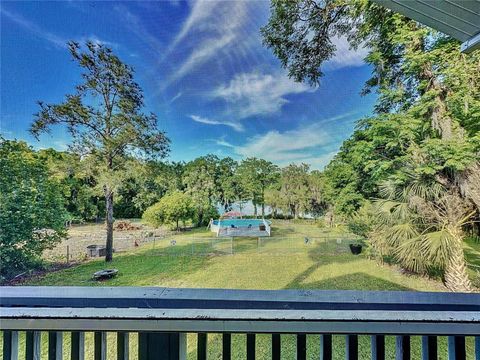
[1,0,376,169]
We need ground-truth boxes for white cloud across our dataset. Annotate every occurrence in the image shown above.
[1,7,67,48]
[216,113,355,169]
[327,36,368,70]
[212,71,313,119]
[190,115,244,132]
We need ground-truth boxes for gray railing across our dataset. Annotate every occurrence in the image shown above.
[1,287,479,359]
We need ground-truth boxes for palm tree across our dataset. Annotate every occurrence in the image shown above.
[372,171,475,292]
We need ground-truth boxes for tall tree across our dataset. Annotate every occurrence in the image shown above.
[31,41,169,262]
[183,155,219,226]
[237,158,279,217]
[279,164,311,219]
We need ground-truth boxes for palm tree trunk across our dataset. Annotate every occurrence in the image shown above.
[444,227,472,292]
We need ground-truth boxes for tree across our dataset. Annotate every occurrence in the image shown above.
[217,157,239,210]
[37,148,101,222]
[183,155,219,226]
[142,191,194,231]
[372,172,475,292]
[0,139,67,279]
[308,170,329,219]
[262,0,480,290]
[279,164,311,219]
[237,158,279,217]
[30,41,169,262]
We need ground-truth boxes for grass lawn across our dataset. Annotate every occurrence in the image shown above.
[5,221,479,359]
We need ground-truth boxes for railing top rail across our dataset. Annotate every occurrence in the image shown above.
[1,286,479,306]
[1,287,479,334]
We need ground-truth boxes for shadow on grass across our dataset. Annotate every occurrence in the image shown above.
[285,271,413,291]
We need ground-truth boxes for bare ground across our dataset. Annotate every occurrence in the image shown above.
[43,220,172,262]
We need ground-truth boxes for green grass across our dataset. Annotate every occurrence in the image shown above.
[5,221,478,359]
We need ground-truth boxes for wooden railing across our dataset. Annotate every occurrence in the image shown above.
[1,287,479,359]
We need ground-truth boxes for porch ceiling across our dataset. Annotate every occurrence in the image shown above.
[372,0,480,53]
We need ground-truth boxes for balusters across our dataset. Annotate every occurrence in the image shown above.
[396,336,410,360]
[71,332,84,360]
[246,334,255,360]
[222,333,231,360]
[25,331,41,360]
[197,333,207,360]
[297,334,306,360]
[448,336,466,360]
[272,334,281,360]
[372,335,385,360]
[422,336,437,360]
[2,331,19,360]
[48,332,63,360]
[346,335,358,360]
[320,334,332,360]
[94,332,107,360]
[117,332,129,360]
[476,336,480,360]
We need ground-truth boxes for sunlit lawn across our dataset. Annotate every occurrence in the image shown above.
[5,221,478,359]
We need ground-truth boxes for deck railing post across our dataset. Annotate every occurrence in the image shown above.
[139,332,184,360]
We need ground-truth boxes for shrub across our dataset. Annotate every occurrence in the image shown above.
[0,140,67,280]
[142,191,195,230]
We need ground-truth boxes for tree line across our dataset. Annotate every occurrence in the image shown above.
[0,138,332,279]
[262,0,480,292]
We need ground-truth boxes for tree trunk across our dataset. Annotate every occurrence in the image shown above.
[444,227,472,292]
[253,203,257,217]
[104,187,114,262]
[261,203,265,217]
[176,219,179,231]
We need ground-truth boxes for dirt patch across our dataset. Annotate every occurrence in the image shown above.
[43,221,172,262]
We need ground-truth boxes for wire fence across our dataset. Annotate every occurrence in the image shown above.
[145,234,359,257]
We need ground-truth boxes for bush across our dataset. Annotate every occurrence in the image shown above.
[142,191,195,230]
[346,202,375,238]
[0,140,67,280]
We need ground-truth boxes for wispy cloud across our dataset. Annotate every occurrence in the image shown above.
[165,0,250,86]
[1,7,67,48]
[212,70,314,119]
[78,35,118,49]
[216,113,356,169]
[114,5,164,53]
[190,115,244,132]
[170,92,183,104]
[1,7,117,50]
